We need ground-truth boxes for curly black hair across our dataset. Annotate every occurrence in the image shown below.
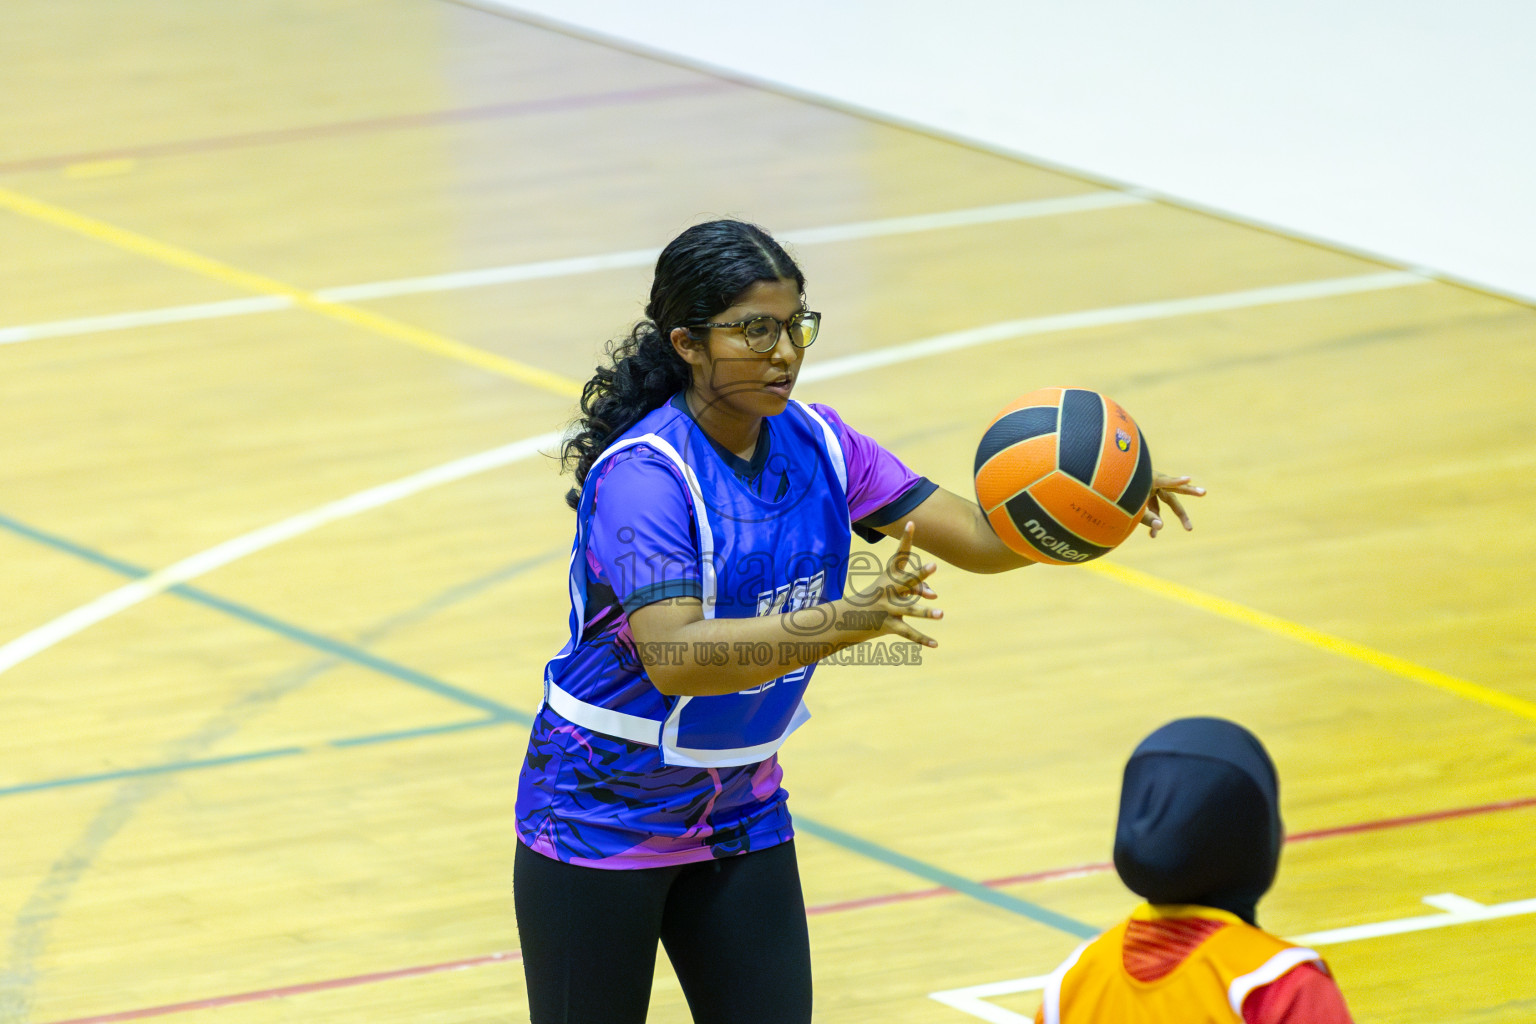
[561,219,805,509]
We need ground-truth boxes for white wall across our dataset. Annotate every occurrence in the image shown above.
[471,0,1536,305]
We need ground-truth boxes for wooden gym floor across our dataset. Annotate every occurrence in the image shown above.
[1,3,1532,1022]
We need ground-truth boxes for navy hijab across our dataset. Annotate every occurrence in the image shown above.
[1112,717,1283,926]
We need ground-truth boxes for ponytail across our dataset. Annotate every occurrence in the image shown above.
[560,320,691,509]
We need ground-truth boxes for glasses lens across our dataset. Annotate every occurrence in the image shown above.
[742,316,779,352]
[789,312,819,348]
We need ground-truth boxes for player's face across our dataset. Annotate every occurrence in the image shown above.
[691,277,807,420]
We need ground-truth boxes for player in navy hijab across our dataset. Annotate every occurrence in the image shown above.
[1037,718,1354,1023]
[1114,716,1283,925]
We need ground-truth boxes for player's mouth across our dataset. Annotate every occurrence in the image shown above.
[763,373,794,397]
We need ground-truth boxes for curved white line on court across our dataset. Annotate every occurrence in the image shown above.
[0,193,1145,346]
[0,433,560,677]
[0,269,1424,677]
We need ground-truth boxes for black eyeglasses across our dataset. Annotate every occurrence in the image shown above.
[691,310,821,353]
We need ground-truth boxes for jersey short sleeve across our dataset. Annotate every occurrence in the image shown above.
[586,447,703,614]
[808,402,937,540]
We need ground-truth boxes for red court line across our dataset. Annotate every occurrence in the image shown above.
[0,81,731,176]
[807,794,1536,916]
[43,952,521,1024]
[806,862,1112,916]
[36,793,1534,1024]
[1286,793,1536,843]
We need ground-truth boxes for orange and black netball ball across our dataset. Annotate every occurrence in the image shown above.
[974,387,1153,564]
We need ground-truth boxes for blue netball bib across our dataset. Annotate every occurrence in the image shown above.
[544,397,851,767]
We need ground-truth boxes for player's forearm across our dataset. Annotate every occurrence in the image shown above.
[888,488,1034,574]
[923,498,1034,573]
[642,598,882,696]
[944,511,1036,573]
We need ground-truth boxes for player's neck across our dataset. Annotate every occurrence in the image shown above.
[684,390,762,461]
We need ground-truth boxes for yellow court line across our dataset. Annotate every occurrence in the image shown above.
[0,185,581,397]
[1088,560,1536,724]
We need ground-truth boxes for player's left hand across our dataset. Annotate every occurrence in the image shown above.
[1141,473,1206,538]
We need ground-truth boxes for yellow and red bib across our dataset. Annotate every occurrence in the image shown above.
[1042,904,1325,1023]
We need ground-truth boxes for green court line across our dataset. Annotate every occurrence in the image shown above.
[0,511,1094,936]
[0,747,309,797]
[0,510,519,718]
[795,816,1098,937]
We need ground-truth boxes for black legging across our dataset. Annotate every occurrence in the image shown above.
[514,840,812,1024]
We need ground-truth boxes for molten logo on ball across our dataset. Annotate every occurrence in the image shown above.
[1023,520,1092,562]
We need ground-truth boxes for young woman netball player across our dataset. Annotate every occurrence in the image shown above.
[515,219,1203,1024]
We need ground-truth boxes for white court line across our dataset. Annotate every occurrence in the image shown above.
[0,268,1425,677]
[0,296,295,346]
[929,892,1536,1023]
[798,271,1424,383]
[0,192,1144,347]
[1291,891,1536,945]
[0,433,559,676]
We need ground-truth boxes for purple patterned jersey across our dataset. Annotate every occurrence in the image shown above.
[516,397,935,868]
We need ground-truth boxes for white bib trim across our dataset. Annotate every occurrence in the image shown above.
[542,418,836,765]
[1041,940,1091,1024]
[1228,946,1324,1016]
[793,400,848,497]
[545,679,661,746]
[661,698,812,768]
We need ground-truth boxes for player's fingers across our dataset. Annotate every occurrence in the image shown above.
[888,524,922,583]
[901,561,938,587]
[891,556,935,594]
[1141,504,1164,538]
[890,567,939,608]
[1154,473,1206,497]
[885,617,937,648]
[1163,492,1193,530]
